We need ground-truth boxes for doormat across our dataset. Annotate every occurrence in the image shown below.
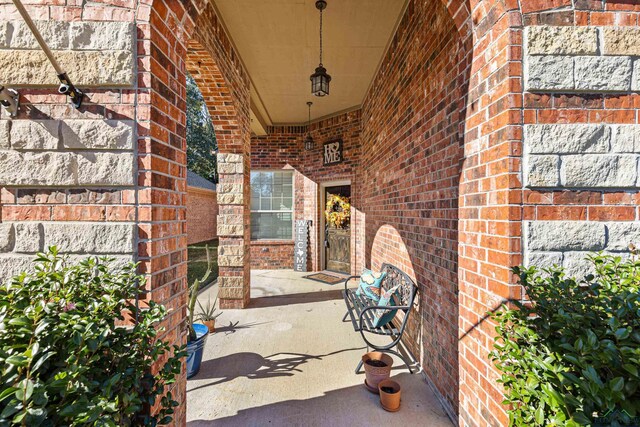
[304,273,344,285]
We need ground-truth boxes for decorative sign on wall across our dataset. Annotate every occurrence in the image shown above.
[323,139,343,166]
[294,220,311,272]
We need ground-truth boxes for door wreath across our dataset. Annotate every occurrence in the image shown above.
[325,194,351,228]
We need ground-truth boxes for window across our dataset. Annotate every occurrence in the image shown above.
[250,171,294,240]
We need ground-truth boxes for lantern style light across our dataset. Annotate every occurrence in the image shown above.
[305,102,314,151]
[311,0,331,97]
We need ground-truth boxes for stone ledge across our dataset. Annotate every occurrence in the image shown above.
[0,50,134,87]
[0,253,134,281]
[0,151,134,187]
[0,21,134,51]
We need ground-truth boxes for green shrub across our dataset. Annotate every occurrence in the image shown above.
[490,253,640,426]
[0,248,185,426]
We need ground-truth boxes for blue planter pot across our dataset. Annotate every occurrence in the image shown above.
[186,323,209,379]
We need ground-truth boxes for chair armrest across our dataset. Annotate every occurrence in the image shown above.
[344,275,360,292]
[359,305,411,329]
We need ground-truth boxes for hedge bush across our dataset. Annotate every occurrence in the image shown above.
[490,254,640,426]
[0,248,184,426]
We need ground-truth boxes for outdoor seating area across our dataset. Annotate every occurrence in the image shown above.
[187,270,453,426]
[2,0,640,425]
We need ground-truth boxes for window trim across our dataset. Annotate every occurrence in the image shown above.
[250,169,295,241]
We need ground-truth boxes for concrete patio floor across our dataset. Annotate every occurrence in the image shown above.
[187,270,454,426]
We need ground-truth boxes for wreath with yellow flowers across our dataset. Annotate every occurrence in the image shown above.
[325,194,351,229]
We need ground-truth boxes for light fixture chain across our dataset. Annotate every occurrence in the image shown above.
[319,7,323,65]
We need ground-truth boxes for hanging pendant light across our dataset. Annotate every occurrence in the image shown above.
[304,102,314,151]
[310,0,331,97]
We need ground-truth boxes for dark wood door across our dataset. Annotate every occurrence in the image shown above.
[324,185,351,274]
[326,228,350,273]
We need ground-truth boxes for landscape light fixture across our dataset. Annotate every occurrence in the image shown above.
[0,86,19,117]
[12,0,84,109]
[304,102,314,151]
[310,0,331,97]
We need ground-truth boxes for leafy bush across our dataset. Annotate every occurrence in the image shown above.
[490,254,640,426]
[0,248,185,426]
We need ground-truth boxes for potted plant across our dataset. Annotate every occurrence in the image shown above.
[197,296,223,333]
[378,379,401,412]
[186,245,212,379]
[362,351,393,392]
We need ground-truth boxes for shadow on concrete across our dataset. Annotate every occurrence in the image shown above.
[188,347,365,392]
[248,289,343,309]
[214,320,270,336]
[187,372,453,427]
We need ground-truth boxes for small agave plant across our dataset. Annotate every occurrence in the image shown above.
[197,296,223,325]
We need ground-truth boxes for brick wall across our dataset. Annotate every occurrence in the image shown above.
[250,111,362,273]
[250,241,294,269]
[186,186,217,245]
[359,0,469,420]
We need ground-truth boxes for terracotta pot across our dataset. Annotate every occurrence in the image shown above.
[203,319,215,333]
[378,379,401,412]
[362,352,393,389]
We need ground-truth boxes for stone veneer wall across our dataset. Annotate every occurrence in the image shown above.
[0,20,137,279]
[523,24,640,275]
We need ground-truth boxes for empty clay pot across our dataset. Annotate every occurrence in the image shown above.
[203,319,216,333]
[378,379,401,412]
[362,352,393,390]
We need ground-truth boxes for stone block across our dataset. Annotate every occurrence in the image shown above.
[61,120,134,150]
[10,120,59,150]
[218,153,243,164]
[0,120,9,149]
[76,152,134,186]
[574,56,632,92]
[0,223,14,252]
[524,124,610,154]
[217,183,243,194]
[217,162,243,174]
[526,221,606,251]
[526,26,598,55]
[218,276,244,288]
[14,222,43,253]
[0,22,9,48]
[603,28,640,56]
[43,223,134,254]
[9,20,70,49]
[563,252,596,277]
[632,60,640,92]
[218,214,243,226]
[526,55,574,91]
[217,224,244,236]
[218,287,245,300]
[0,50,134,87]
[0,255,34,281]
[69,22,134,51]
[610,125,640,153]
[525,155,560,187]
[606,222,640,251]
[0,151,76,186]
[523,251,563,269]
[218,255,244,267]
[217,193,244,205]
[561,154,638,188]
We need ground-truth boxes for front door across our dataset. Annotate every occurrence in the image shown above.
[324,185,351,274]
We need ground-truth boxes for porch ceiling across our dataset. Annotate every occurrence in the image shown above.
[213,0,407,127]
